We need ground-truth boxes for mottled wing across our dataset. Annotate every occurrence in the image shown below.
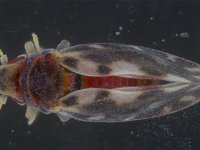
[58,43,200,83]
[53,43,200,122]
[53,83,200,122]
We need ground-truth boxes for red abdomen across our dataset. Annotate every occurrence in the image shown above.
[82,76,160,89]
[63,72,161,91]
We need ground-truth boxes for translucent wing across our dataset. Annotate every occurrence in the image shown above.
[52,82,200,122]
[52,43,200,122]
[58,43,200,83]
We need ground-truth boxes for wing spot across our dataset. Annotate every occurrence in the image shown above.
[83,98,116,113]
[95,90,110,100]
[63,95,78,106]
[98,65,111,74]
[63,57,78,69]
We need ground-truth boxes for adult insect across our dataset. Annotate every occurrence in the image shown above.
[0,34,199,125]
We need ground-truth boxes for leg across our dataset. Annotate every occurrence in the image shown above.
[32,33,42,52]
[0,95,7,110]
[0,49,8,65]
[24,41,36,56]
[24,33,43,56]
[56,40,70,50]
[25,106,39,125]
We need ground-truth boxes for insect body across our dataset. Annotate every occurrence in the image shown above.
[0,34,200,125]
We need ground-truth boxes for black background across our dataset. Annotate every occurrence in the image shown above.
[0,1,200,150]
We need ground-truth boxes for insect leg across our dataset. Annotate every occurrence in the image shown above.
[0,49,8,65]
[32,33,42,52]
[24,33,43,56]
[25,106,39,125]
[24,41,36,56]
[0,95,7,110]
[56,40,70,50]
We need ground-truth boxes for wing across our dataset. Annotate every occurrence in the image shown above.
[52,82,200,122]
[57,43,200,83]
[51,43,200,122]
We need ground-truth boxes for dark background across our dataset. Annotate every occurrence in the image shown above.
[0,1,200,150]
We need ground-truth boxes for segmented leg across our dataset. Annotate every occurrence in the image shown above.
[24,41,36,56]
[0,95,7,110]
[56,40,70,50]
[0,49,8,65]
[25,106,39,125]
[32,33,42,52]
[24,33,42,56]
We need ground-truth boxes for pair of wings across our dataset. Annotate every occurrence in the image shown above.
[54,43,200,123]
[24,34,200,124]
